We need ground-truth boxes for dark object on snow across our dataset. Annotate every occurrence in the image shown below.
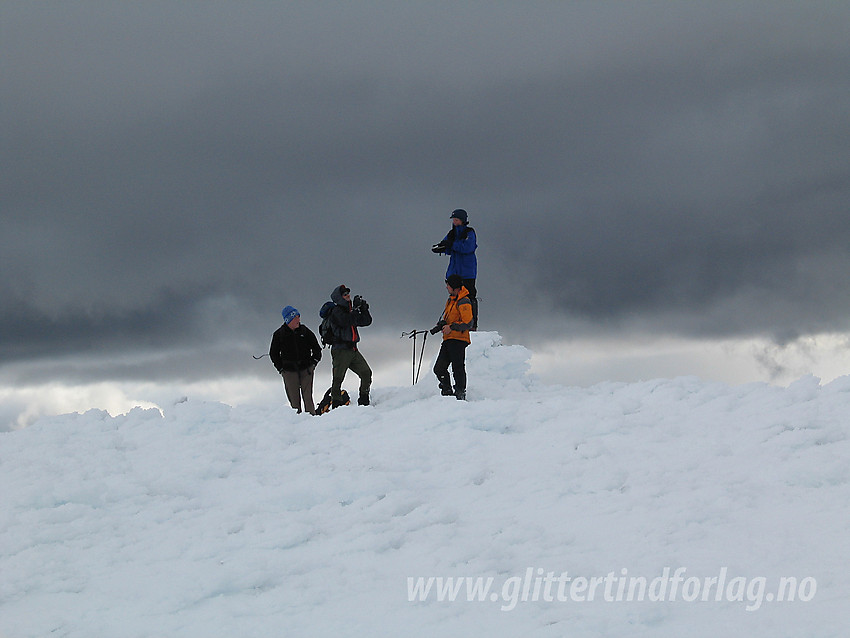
[317,387,351,414]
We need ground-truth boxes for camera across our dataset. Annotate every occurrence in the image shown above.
[429,319,447,335]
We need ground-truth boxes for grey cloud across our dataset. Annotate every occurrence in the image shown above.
[3,1,850,386]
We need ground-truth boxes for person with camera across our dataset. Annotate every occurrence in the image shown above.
[269,306,322,415]
[326,284,373,407]
[432,274,474,401]
[432,208,478,330]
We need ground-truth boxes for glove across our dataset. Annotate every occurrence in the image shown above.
[431,243,447,254]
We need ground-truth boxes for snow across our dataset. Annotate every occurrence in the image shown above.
[1,332,848,637]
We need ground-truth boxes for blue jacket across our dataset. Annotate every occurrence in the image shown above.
[442,224,477,279]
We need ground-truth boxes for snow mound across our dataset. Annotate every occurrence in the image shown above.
[373,330,535,408]
[1,333,849,637]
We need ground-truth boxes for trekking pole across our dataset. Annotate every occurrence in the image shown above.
[400,329,429,385]
[252,354,269,360]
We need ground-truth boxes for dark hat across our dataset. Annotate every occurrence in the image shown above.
[450,209,468,223]
[339,285,351,295]
[446,274,464,290]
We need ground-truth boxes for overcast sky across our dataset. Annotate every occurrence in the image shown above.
[3,1,850,414]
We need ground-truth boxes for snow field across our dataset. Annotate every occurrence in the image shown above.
[1,332,848,637]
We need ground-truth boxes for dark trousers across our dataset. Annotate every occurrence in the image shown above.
[331,347,372,401]
[282,365,316,414]
[433,339,469,393]
[462,278,478,330]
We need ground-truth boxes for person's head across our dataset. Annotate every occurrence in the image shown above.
[282,306,300,328]
[446,274,464,295]
[450,209,468,226]
[332,284,352,306]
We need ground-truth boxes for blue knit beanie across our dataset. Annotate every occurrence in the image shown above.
[282,306,300,324]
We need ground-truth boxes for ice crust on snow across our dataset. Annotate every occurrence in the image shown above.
[1,331,848,637]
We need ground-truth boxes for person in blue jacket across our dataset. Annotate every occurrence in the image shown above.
[432,208,478,329]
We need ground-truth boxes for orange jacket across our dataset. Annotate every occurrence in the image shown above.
[442,286,474,343]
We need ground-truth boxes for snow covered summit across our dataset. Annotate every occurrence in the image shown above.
[1,332,847,637]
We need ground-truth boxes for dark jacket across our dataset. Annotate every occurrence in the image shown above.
[441,224,477,279]
[269,324,322,372]
[328,285,372,350]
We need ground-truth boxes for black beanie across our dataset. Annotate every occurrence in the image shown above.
[446,274,464,290]
[450,209,468,223]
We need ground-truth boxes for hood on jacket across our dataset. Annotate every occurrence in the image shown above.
[331,285,351,306]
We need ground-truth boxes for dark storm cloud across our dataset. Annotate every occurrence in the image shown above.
[2,1,850,383]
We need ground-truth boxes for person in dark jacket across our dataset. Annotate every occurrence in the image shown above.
[327,285,373,407]
[432,208,478,330]
[269,306,322,415]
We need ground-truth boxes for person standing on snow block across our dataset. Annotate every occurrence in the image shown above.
[270,306,322,415]
[432,208,478,330]
[327,285,373,407]
[432,274,474,401]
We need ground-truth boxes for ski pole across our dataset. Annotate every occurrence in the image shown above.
[401,330,429,385]
[415,330,428,384]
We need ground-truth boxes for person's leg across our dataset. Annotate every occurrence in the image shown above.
[433,342,454,395]
[463,278,478,331]
[349,350,372,404]
[331,349,355,405]
[447,340,469,398]
[300,365,317,415]
[281,370,303,412]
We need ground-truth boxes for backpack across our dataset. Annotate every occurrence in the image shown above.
[316,387,350,414]
[318,300,336,346]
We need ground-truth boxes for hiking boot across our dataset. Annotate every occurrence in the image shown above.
[455,390,467,401]
[437,374,454,396]
[357,393,370,406]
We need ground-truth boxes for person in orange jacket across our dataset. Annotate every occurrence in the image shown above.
[432,274,474,400]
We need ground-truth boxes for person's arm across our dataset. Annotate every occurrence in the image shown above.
[269,332,283,371]
[308,329,322,364]
[354,304,372,327]
[432,229,455,254]
[450,298,474,332]
[451,228,476,255]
